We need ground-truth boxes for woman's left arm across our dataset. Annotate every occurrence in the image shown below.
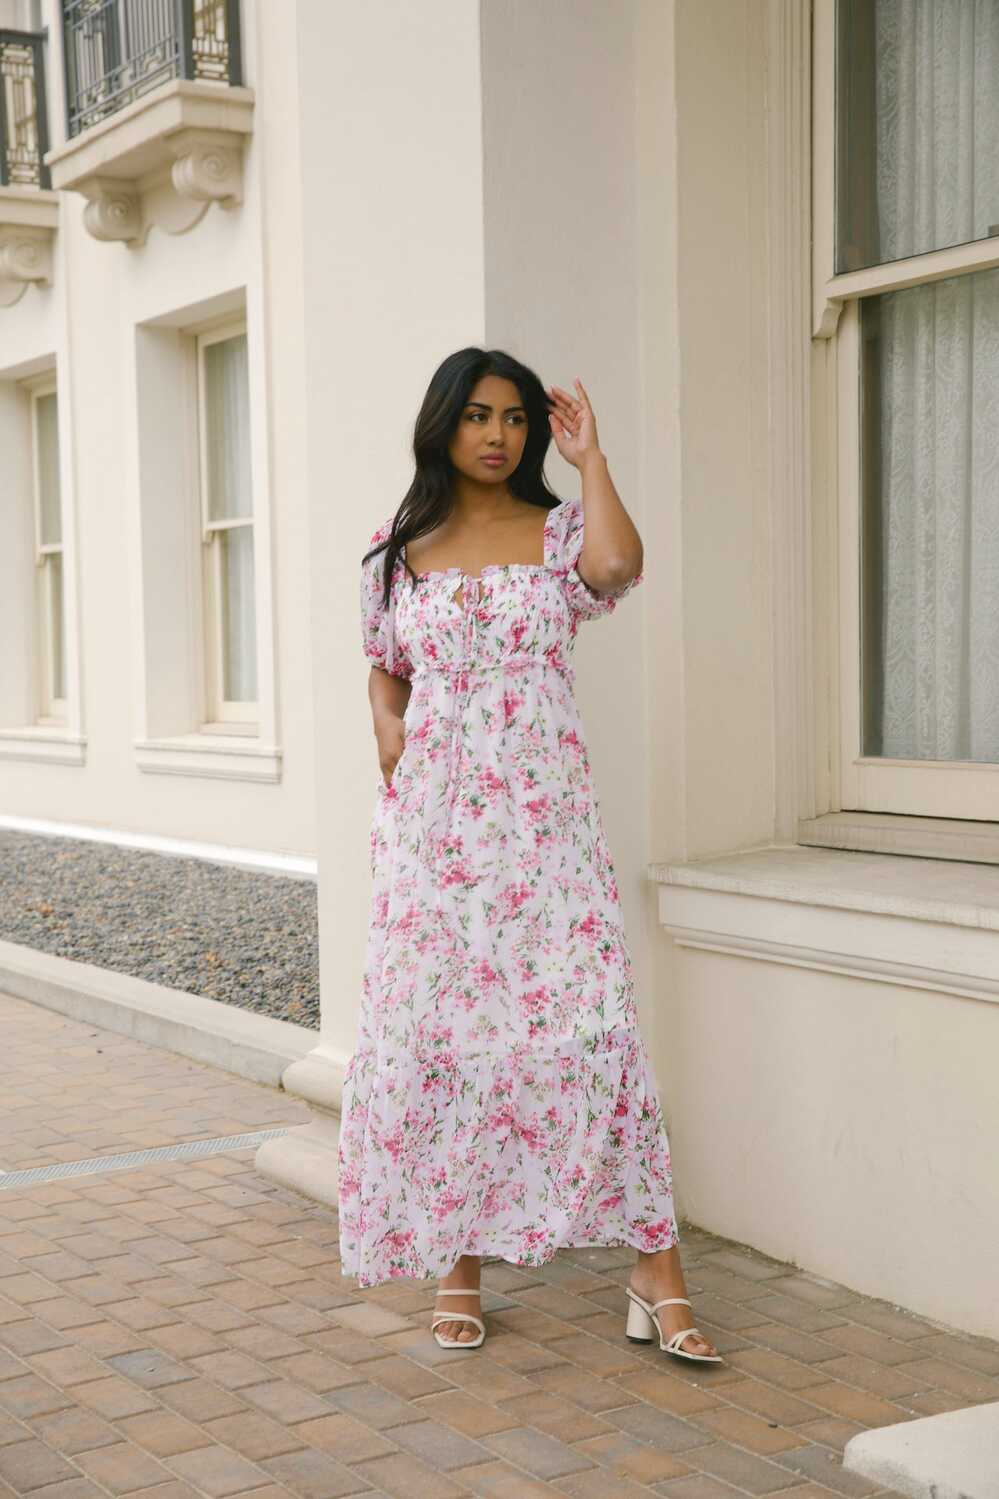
[547,379,643,593]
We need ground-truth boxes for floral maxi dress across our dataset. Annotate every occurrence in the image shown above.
[337,496,679,1286]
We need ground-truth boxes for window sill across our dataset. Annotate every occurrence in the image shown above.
[134,734,281,783]
[0,727,86,766]
[799,810,999,866]
[649,843,999,1006]
[44,77,254,247]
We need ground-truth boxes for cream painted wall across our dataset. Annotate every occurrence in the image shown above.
[293,0,488,1066]
[674,0,775,861]
[0,0,317,855]
[670,948,999,1339]
[478,0,658,1056]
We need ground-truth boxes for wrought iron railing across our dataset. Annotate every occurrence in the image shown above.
[62,0,242,139]
[0,30,51,189]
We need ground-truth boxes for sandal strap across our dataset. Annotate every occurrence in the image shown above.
[663,1324,704,1353]
[649,1295,691,1314]
[431,1312,485,1334]
[434,1288,482,1297]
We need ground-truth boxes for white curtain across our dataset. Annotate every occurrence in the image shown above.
[204,333,256,702]
[875,0,999,761]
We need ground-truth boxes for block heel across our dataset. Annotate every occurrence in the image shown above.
[625,1296,657,1342]
[624,1287,724,1364]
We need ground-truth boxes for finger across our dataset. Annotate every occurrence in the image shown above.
[574,378,592,409]
[549,383,581,414]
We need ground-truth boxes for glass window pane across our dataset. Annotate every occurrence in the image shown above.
[860,267,999,763]
[49,552,65,703]
[219,525,257,702]
[36,391,61,545]
[204,332,252,521]
[837,0,999,272]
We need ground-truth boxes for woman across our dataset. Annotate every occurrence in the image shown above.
[337,348,720,1364]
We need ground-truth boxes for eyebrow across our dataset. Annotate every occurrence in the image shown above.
[466,401,526,413]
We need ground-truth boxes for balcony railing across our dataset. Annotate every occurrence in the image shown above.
[62,0,242,139]
[0,30,51,190]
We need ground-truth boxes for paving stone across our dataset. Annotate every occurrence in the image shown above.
[381,1415,493,1472]
[606,1402,716,1452]
[261,1445,376,1495]
[614,1369,724,1416]
[158,1377,248,1422]
[327,1381,426,1431]
[74,1440,173,1494]
[497,1388,606,1443]
[351,1449,467,1496]
[115,1408,214,1457]
[167,1443,273,1496]
[770,1439,884,1495]
[237,1378,340,1425]
[713,1376,827,1426]
[572,1428,693,1484]
[410,1389,521,1439]
[289,1412,396,1464]
[0,1375,73,1419]
[529,1362,639,1413]
[653,1476,747,1498]
[267,1351,366,1394]
[789,1380,914,1427]
[28,1406,120,1455]
[683,1438,803,1493]
[12,1479,109,1499]
[0,1437,79,1491]
[688,1402,812,1455]
[0,1321,68,1358]
[480,1423,594,1480]
[105,1348,194,1389]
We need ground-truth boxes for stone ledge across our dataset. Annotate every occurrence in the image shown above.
[45,76,254,246]
[0,936,313,1088]
[843,1400,999,1499]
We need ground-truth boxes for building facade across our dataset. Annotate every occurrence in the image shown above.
[2,0,996,1340]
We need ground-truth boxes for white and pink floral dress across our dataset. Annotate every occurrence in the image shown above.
[337,496,679,1287]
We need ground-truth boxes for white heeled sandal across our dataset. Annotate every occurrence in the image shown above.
[625,1289,723,1363]
[431,1287,486,1349]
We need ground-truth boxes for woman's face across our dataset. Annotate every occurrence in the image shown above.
[447,374,528,485]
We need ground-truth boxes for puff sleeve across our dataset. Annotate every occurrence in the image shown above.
[360,520,414,680]
[554,495,644,622]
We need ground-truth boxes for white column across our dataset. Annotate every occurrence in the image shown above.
[256,0,488,1203]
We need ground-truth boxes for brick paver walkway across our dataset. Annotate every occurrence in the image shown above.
[1,992,996,1498]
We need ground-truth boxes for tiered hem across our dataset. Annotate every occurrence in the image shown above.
[336,1025,679,1288]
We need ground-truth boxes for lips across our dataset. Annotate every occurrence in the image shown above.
[480,455,506,464]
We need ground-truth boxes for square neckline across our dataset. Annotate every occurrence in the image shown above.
[404,502,562,582]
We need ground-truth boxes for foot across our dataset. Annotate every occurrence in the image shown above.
[433,1254,483,1345]
[630,1246,719,1360]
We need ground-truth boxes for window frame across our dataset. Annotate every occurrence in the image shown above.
[28,374,67,727]
[195,315,258,731]
[812,0,999,824]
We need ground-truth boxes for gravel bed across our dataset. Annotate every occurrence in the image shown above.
[0,829,319,1030]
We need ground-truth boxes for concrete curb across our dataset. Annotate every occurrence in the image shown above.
[843,1400,999,1499]
[0,937,315,1088]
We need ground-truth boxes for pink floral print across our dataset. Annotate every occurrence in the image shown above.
[337,496,679,1286]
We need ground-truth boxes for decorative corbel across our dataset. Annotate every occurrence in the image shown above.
[0,189,58,306]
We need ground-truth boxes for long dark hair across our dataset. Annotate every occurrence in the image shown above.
[363,347,565,610]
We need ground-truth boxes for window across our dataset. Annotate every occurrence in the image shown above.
[816,0,999,822]
[196,321,257,728]
[30,380,67,725]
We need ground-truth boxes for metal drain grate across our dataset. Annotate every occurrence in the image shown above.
[0,1128,292,1190]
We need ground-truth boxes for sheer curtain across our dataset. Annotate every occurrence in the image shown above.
[874,0,999,762]
[204,332,256,703]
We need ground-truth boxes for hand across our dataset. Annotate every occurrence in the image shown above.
[546,378,602,469]
[375,713,406,788]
